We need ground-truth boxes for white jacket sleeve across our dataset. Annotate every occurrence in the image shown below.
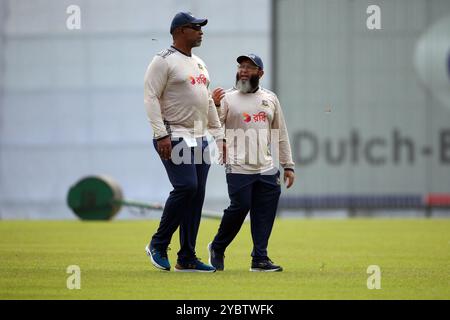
[207,93,225,141]
[144,56,169,139]
[272,95,295,170]
[217,95,228,127]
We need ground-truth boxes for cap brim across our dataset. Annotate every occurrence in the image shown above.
[237,55,257,66]
[192,18,208,26]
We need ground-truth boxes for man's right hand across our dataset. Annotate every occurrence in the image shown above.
[212,87,225,106]
[156,136,172,160]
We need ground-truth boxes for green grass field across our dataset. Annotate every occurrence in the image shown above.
[0,218,449,300]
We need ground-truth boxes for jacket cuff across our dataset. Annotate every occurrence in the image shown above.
[155,134,170,141]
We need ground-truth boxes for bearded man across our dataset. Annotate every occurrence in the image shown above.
[208,54,295,272]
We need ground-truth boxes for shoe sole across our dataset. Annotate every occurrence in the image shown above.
[174,268,216,273]
[207,242,224,271]
[249,267,283,272]
[145,245,170,271]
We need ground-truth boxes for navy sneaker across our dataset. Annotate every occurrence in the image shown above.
[145,244,170,271]
[207,242,224,271]
[174,259,216,273]
[250,259,283,272]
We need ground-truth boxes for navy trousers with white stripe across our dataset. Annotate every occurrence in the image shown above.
[150,137,210,264]
[211,171,281,261]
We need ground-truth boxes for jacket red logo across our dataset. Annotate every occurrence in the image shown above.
[242,112,267,123]
[188,74,207,86]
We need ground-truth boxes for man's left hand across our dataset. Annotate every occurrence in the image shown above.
[284,170,295,188]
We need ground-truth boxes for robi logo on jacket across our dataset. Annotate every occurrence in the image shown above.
[242,112,267,123]
[188,74,207,86]
[242,112,251,123]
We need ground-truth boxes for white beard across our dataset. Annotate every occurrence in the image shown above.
[236,79,253,93]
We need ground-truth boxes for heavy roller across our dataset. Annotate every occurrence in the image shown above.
[67,175,220,220]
